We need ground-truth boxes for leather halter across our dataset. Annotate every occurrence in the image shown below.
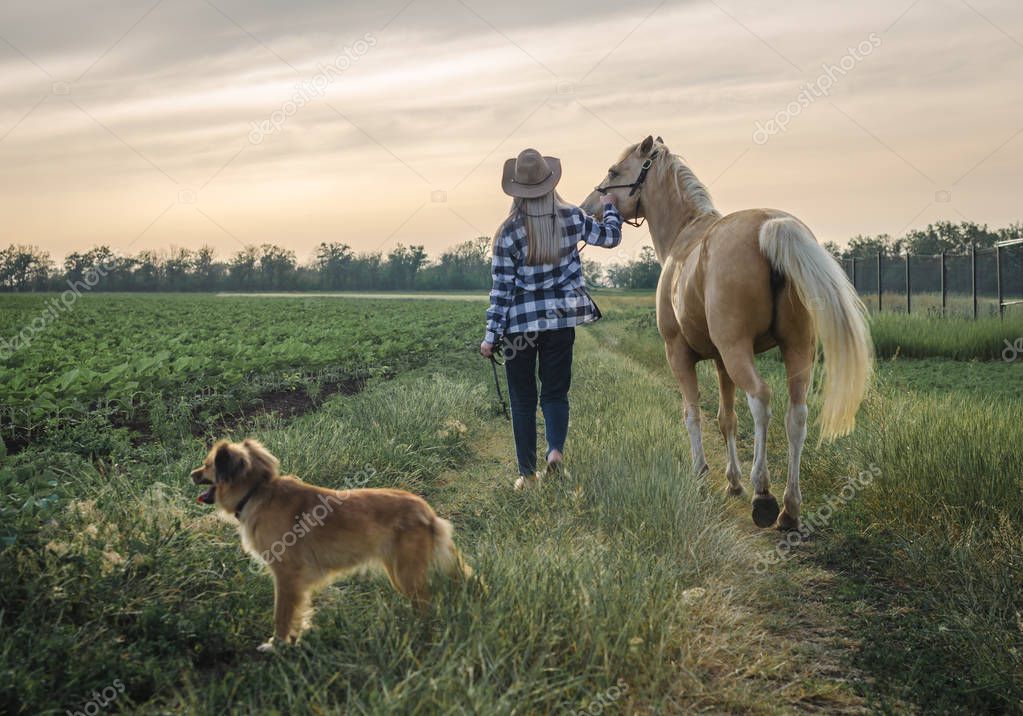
[594,151,659,228]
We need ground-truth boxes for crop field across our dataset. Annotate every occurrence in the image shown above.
[2,292,1021,714]
[0,294,481,453]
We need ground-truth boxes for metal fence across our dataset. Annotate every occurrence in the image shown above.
[841,239,1023,319]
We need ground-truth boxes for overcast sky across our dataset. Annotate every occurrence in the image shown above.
[1,0,1021,263]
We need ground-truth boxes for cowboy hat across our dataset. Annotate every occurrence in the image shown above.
[502,148,562,198]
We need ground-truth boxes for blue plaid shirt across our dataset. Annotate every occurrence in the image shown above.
[484,204,622,344]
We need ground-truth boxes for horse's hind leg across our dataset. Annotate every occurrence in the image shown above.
[778,341,814,532]
[714,360,743,495]
[665,337,709,477]
[717,343,779,528]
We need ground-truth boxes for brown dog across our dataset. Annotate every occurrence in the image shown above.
[190,438,471,651]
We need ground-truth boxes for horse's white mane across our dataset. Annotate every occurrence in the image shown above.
[660,152,716,215]
[617,142,717,215]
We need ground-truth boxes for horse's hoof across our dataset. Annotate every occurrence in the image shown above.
[726,484,744,497]
[776,510,800,533]
[751,494,780,528]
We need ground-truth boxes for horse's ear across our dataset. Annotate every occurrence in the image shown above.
[639,135,654,155]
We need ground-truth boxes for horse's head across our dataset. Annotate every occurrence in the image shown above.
[580,135,666,220]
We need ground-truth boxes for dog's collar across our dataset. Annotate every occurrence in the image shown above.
[234,483,263,519]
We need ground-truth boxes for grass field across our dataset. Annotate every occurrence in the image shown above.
[1,291,1021,714]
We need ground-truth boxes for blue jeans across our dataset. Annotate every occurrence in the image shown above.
[503,328,575,476]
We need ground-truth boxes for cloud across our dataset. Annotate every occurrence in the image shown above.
[0,0,1021,260]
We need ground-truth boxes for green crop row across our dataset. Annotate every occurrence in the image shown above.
[0,294,485,452]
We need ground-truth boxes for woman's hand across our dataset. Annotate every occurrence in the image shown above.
[480,341,494,358]
[600,193,617,207]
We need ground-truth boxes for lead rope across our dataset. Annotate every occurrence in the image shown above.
[489,340,510,421]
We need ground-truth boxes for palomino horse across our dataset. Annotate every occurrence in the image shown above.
[581,136,872,531]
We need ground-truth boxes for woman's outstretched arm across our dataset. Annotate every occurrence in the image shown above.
[578,201,623,248]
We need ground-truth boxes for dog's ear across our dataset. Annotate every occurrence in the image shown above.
[639,135,655,155]
[214,441,243,482]
[242,439,279,480]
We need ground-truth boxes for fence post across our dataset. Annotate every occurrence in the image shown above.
[940,251,946,316]
[996,243,1004,320]
[877,250,883,313]
[905,252,911,314]
[851,257,857,293]
[971,243,978,320]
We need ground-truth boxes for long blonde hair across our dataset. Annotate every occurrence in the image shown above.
[495,190,569,266]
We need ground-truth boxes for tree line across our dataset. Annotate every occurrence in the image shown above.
[0,239,492,292]
[1,221,1019,293]
[821,220,1023,259]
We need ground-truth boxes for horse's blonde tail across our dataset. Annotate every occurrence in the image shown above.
[758,216,873,440]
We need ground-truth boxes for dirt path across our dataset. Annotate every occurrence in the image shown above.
[429,420,874,712]
[311,332,879,713]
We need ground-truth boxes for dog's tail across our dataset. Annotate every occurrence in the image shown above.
[431,517,473,579]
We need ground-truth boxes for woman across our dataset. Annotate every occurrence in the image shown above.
[480,148,622,490]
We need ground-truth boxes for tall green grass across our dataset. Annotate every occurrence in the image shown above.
[864,291,1002,319]
[0,373,488,714]
[593,295,1023,713]
[869,311,1023,360]
[7,291,1018,713]
[593,289,1023,361]
[817,388,1023,713]
[2,336,815,714]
